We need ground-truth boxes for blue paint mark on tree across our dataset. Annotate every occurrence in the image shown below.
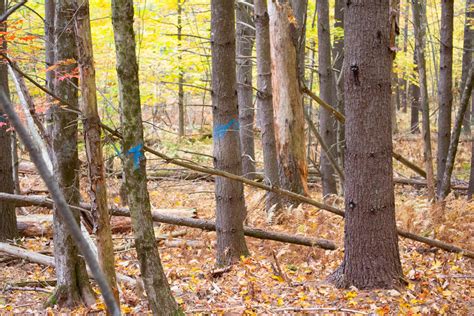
[127,143,144,170]
[213,118,239,140]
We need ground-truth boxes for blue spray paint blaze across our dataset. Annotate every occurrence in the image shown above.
[127,143,144,170]
[213,118,239,140]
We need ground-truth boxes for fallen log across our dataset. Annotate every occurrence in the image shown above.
[0,242,136,286]
[0,193,336,250]
[394,177,468,191]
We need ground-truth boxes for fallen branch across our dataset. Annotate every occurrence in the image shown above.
[0,242,136,286]
[0,193,336,250]
[394,177,467,191]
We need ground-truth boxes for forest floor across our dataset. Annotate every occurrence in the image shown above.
[0,134,473,315]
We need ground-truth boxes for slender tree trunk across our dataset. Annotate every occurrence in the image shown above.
[236,1,256,179]
[462,0,473,135]
[439,61,474,200]
[74,0,119,306]
[254,0,282,219]
[436,0,454,195]
[413,0,435,201]
[111,0,179,313]
[268,0,308,195]
[48,0,95,307]
[390,0,400,134]
[211,0,249,266]
[290,0,308,81]
[400,1,409,113]
[410,49,421,134]
[333,0,345,175]
[178,0,185,137]
[0,0,17,241]
[329,0,403,290]
[317,0,337,196]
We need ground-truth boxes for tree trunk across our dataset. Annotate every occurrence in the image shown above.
[289,0,308,81]
[49,0,95,307]
[317,0,337,196]
[390,0,400,134]
[74,0,119,306]
[177,0,185,137]
[413,0,435,201]
[268,0,308,195]
[462,0,473,135]
[254,0,282,218]
[410,49,421,134]
[329,0,403,290]
[333,0,345,176]
[436,0,454,195]
[111,0,180,314]
[0,0,17,241]
[400,1,409,113]
[236,0,256,179]
[439,61,474,200]
[211,0,249,266]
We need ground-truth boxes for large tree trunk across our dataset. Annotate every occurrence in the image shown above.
[74,0,119,306]
[254,0,282,218]
[268,0,308,195]
[111,0,179,313]
[436,0,454,195]
[211,0,249,266]
[236,1,256,179]
[0,0,17,241]
[329,0,403,290]
[413,0,435,201]
[317,0,338,197]
[462,0,473,135]
[48,0,95,307]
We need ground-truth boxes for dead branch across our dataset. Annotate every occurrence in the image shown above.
[0,0,27,22]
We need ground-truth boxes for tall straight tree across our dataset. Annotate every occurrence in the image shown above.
[436,0,454,195]
[410,48,421,134]
[317,0,338,196]
[236,0,256,179]
[290,0,308,81]
[111,0,179,313]
[254,0,282,218]
[0,0,17,241]
[462,0,473,135]
[48,0,95,307]
[413,0,435,201]
[74,0,119,305]
[211,0,249,266]
[329,0,403,289]
[268,0,308,195]
[333,0,345,168]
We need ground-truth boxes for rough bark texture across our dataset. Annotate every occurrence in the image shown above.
[329,0,403,289]
[413,0,435,200]
[462,0,473,135]
[436,0,454,195]
[49,0,95,307]
[211,0,249,266]
[268,0,308,195]
[317,0,338,196]
[289,0,308,81]
[111,0,180,313]
[0,0,17,241]
[74,0,119,305]
[410,47,421,134]
[254,0,282,218]
[236,1,256,179]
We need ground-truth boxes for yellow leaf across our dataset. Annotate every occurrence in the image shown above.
[277,298,284,306]
[345,290,357,300]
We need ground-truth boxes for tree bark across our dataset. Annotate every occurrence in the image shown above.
[462,0,473,135]
[333,0,345,172]
[410,46,421,134]
[211,0,249,266]
[317,0,338,196]
[74,0,119,306]
[49,0,95,307]
[329,0,403,290]
[0,0,17,241]
[413,0,435,201]
[436,0,454,195]
[111,0,180,314]
[268,0,308,195]
[254,0,282,218]
[289,0,308,82]
[236,0,256,179]
[439,61,474,200]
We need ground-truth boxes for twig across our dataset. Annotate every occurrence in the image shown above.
[4,285,52,294]
[0,0,27,22]
[271,306,368,314]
